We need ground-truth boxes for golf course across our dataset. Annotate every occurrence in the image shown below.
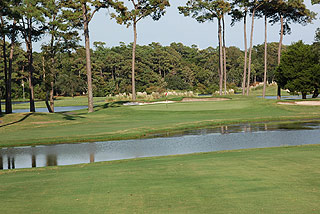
[1,88,320,213]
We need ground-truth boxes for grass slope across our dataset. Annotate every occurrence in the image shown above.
[0,96,106,110]
[1,95,320,147]
[1,145,320,213]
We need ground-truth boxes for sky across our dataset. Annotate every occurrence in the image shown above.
[35,0,320,51]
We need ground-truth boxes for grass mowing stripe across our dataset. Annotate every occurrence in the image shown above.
[0,145,320,213]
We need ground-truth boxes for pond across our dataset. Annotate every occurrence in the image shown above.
[12,106,88,113]
[1,121,320,170]
[257,95,313,100]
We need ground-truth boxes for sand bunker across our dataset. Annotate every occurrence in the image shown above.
[124,97,228,106]
[182,98,229,102]
[278,101,320,106]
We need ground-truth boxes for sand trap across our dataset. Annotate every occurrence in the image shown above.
[278,101,320,106]
[182,98,229,102]
[124,98,228,106]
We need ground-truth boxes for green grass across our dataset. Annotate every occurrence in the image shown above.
[1,95,320,147]
[1,145,320,213]
[0,96,106,110]
[250,84,291,96]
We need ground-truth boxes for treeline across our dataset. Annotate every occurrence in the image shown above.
[0,0,319,114]
[0,41,285,97]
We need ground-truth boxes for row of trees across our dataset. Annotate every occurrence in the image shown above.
[0,41,290,99]
[0,0,318,114]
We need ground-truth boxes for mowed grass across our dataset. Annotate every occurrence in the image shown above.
[1,95,320,147]
[1,145,320,213]
[0,96,106,110]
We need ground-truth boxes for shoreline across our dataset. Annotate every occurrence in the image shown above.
[1,116,320,148]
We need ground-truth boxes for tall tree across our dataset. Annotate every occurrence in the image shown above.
[179,0,230,96]
[111,0,170,101]
[262,15,267,98]
[230,0,250,95]
[246,0,263,96]
[41,0,80,113]
[0,11,8,114]
[1,0,20,114]
[256,0,272,98]
[17,0,47,112]
[266,0,315,99]
[63,0,114,112]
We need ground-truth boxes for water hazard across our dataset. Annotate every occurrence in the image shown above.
[1,121,320,170]
[12,106,88,113]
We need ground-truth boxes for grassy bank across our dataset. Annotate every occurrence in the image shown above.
[0,96,106,110]
[1,145,320,213]
[1,95,320,147]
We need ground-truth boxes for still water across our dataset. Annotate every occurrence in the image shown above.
[257,95,313,100]
[1,121,320,170]
[12,106,88,113]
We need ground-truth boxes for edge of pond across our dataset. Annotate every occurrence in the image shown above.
[1,143,320,174]
[2,115,320,148]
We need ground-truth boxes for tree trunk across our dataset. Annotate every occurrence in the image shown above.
[131,21,137,101]
[48,16,56,113]
[26,19,35,112]
[246,7,256,96]
[218,18,223,96]
[277,14,284,100]
[1,28,8,114]
[312,88,319,98]
[263,15,268,98]
[45,91,53,113]
[222,15,227,95]
[242,11,248,95]
[50,81,54,112]
[82,3,94,113]
[302,92,307,99]
[7,19,16,114]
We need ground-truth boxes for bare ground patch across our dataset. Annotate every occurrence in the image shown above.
[278,101,320,106]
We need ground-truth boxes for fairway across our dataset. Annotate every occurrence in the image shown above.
[1,145,320,213]
[1,96,320,147]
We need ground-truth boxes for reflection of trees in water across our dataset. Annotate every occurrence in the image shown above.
[32,155,36,168]
[0,156,3,170]
[90,153,95,163]
[0,155,15,170]
[7,157,15,169]
[31,146,36,168]
[220,126,229,134]
[46,154,57,166]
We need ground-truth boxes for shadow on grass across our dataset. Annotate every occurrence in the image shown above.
[92,101,129,112]
[57,112,86,121]
[0,113,33,128]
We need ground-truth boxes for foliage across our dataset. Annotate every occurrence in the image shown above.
[275,41,320,98]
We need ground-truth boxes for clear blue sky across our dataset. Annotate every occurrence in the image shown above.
[35,0,320,51]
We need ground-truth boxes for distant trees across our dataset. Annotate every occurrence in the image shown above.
[0,0,319,113]
[275,41,320,99]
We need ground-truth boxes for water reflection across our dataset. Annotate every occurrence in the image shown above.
[7,156,15,169]
[46,154,57,166]
[1,121,320,170]
[12,106,88,113]
[32,155,36,168]
[90,153,95,163]
[0,155,3,170]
